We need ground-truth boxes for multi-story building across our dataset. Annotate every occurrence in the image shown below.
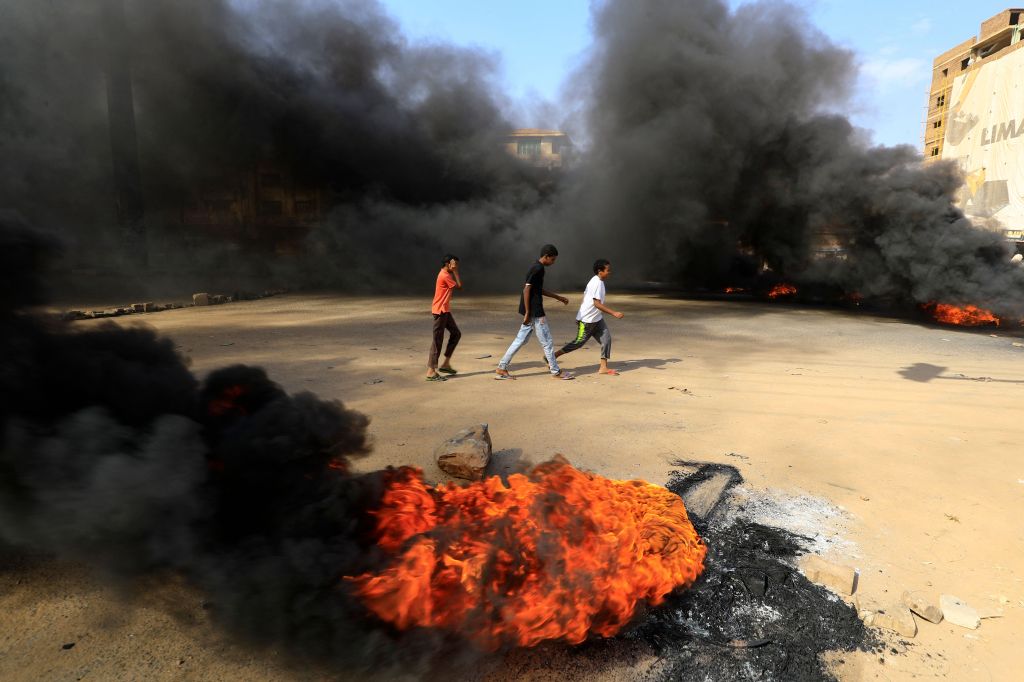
[926,9,1024,245]
[503,129,573,169]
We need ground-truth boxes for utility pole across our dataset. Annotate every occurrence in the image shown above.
[102,0,146,266]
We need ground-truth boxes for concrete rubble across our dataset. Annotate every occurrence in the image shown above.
[902,590,943,624]
[799,554,857,595]
[855,596,917,638]
[60,290,285,322]
[940,594,981,629]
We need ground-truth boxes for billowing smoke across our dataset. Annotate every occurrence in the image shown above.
[0,213,444,668]
[0,0,554,291]
[558,0,1024,315]
[3,0,1024,310]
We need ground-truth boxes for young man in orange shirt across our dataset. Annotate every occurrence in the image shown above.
[427,254,463,381]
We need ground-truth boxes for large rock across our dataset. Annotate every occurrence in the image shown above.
[800,555,856,595]
[193,292,210,306]
[436,424,492,481]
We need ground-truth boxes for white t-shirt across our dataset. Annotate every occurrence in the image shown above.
[577,275,606,323]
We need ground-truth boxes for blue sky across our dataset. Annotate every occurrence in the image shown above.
[378,0,1016,151]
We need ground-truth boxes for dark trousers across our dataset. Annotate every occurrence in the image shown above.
[428,312,461,368]
[559,319,612,359]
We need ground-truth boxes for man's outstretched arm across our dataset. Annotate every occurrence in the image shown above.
[594,300,624,319]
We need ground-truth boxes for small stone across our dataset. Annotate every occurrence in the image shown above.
[132,303,145,313]
[211,294,226,304]
[872,605,917,638]
[62,642,75,650]
[800,555,856,595]
[902,590,943,624]
[193,293,210,306]
[940,594,980,629]
[435,424,492,481]
[857,597,917,637]
[143,302,158,312]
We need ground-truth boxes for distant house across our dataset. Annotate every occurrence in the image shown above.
[504,129,573,169]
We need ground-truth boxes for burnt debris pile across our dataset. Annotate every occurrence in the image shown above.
[644,462,872,681]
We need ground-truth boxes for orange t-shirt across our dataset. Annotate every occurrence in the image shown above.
[431,269,457,314]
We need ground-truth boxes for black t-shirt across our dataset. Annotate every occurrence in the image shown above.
[518,261,545,317]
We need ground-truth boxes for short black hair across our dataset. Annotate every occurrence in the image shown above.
[540,244,559,258]
[593,259,610,274]
[442,254,459,265]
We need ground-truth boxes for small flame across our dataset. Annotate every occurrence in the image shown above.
[348,460,706,649]
[724,287,746,293]
[767,283,797,299]
[925,302,1001,327]
[207,385,247,417]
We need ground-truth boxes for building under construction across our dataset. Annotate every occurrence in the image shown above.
[925,8,1024,246]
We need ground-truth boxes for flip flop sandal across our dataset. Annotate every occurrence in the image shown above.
[494,373,516,380]
[438,367,458,375]
[602,369,620,376]
[426,375,447,382]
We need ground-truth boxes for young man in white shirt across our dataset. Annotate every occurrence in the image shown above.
[554,259,624,375]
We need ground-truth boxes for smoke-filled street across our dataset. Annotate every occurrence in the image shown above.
[3,292,1020,680]
[4,0,1024,678]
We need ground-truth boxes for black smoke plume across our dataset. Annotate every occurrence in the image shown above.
[556,0,1024,315]
[0,213,439,668]
[0,0,554,292]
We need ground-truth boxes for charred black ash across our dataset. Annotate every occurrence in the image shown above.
[636,462,875,681]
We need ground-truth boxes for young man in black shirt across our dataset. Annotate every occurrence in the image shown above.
[495,244,574,380]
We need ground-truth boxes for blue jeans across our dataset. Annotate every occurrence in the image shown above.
[498,316,560,374]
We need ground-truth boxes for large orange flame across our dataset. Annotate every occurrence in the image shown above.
[348,460,706,649]
[767,283,797,299]
[925,302,1001,327]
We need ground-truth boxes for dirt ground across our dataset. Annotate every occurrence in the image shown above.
[2,292,1022,681]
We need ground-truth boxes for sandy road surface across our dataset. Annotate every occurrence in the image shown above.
[2,292,1022,680]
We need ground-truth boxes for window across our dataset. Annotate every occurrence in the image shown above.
[517,140,541,157]
[1011,11,1020,25]
[933,120,942,129]
[961,57,970,70]
[931,147,940,157]
[936,94,945,107]
[942,68,948,77]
